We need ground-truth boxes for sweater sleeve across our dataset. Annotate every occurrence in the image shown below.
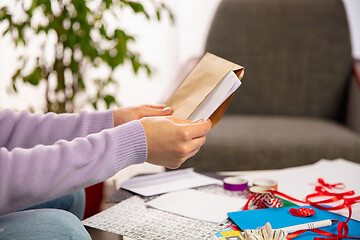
[0,120,147,216]
[0,109,114,150]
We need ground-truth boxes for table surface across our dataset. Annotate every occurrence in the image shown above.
[86,169,273,240]
[86,160,360,240]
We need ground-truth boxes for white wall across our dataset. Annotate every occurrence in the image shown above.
[343,0,360,59]
[0,0,359,112]
[88,0,222,107]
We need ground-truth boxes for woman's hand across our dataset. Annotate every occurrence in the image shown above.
[139,116,212,169]
[113,105,172,126]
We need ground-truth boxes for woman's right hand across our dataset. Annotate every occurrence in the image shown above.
[139,116,212,169]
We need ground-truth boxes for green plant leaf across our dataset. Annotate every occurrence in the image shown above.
[92,101,98,110]
[145,64,152,76]
[23,67,42,85]
[130,56,140,74]
[12,83,18,92]
[103,0,112,9]
[128,2,149,19]
[104,94,116,108]
[156,10,161,21]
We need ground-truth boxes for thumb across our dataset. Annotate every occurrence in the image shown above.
[141,106,173,117]
[168,117,211,126]
[167,116,197,125]
[169,117,211,139]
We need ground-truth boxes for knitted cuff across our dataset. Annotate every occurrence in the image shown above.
[81,110,114,136]
[109,120,147,171]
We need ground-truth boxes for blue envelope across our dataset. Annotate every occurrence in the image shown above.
[228,206,360,240]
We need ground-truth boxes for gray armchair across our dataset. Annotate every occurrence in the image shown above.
[181,0,360,171]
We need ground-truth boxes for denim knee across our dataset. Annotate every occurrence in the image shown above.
[67,189,86,220]
[24,189,86,220]
[0,208,91,240]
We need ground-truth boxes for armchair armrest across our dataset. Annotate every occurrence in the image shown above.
[345,59,360,135]
[354,59,360,87]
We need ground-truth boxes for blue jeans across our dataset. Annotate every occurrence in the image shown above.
[0,190,91,240]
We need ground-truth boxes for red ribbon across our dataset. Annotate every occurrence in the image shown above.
[266,178,360,240]
[287,206,360,240]
[243,193,255,210]
[318,178,346,190]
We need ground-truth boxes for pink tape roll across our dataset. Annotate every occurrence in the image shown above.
[223,177,248,191]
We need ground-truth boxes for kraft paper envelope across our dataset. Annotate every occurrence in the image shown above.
[166,52,244,127]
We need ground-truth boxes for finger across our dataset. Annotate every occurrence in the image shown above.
[179,119,212,139]
[178,136,206,157]
[187,147,200,159]
[178,147,201,163]
[143,104,167,109]
[160,107,173,115]
[167,116,198,125]
[166,162,183,169]
[189,136,206,152]
[140,107,173,117]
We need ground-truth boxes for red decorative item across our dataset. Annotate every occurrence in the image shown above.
[318,178,345,190]
[263,197,283,208]
[289,207,316,217]
[268,178,360,240]
[243,186,284,210]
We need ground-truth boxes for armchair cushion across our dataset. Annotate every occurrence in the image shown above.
[183,115,360,171]
[206,0,352,120]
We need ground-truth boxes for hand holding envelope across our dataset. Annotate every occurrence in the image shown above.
[141,53,244,168]
[166,52,244,127]
[140,116,211,169]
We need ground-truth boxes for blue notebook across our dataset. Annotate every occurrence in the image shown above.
[228,206,360,240]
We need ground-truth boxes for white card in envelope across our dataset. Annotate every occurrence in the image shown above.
[120,168,222,196]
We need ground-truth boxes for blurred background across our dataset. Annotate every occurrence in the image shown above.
[0,0,221,111]
[1,0,358,112]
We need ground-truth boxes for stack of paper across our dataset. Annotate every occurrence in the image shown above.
[119,168,222,196]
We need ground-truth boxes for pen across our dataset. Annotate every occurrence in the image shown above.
[278,219,339,233]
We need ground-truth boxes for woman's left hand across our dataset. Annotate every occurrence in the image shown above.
[113,105,173,126]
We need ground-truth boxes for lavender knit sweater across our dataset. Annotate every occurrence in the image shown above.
[0,109,147,215]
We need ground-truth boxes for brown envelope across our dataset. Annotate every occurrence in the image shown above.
[166,52,244,127]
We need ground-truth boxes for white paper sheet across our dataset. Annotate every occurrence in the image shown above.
[119,168,222,196]
[146,189,247,223]
[188,71,241,121]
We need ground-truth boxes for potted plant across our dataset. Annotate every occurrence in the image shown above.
[0,0,173,113]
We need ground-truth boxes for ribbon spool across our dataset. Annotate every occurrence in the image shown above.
[253,178,278,191]
[223,177,248,192]
[245,186,284,209]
